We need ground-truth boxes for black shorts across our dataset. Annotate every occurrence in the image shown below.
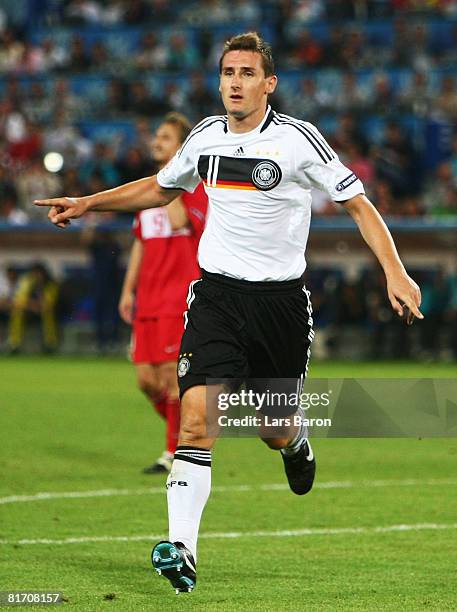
[177,270,314,414]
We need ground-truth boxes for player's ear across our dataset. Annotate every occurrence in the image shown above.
[265,75,277,95]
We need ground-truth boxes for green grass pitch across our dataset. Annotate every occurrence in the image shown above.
[1,357,456,610]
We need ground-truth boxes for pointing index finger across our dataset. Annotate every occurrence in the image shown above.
[34,199,58,207]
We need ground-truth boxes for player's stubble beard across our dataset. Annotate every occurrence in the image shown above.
[229,109,248,120]
[228,104,265,122]
[226,95,269,123]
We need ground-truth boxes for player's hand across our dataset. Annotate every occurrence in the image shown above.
[386,271,424,324]
[119,291,135,325]
[34,197,88,229]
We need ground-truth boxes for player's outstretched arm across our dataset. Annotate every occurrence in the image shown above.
[34,176,182,229]
[343,193,423,324]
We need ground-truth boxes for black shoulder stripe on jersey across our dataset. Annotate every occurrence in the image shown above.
[276,113,335,158]
[260,108,275,133]
[272,117,332,163]
[179,116,227,156]
[275,115,334,162]
[178,117,214,156]
[275,114,335,162]
[182,115,219,144]
[299,120,336,159]
[178,116,227,158]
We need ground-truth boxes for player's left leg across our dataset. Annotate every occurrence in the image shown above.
[245,281,316,495]
[259,407,315,496]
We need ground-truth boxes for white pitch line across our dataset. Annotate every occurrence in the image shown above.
[1,478,457,506]
[1,523,457,547]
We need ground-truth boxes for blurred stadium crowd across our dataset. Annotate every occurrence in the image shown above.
[1,259,457,360]
[0,0,456,223]
[0,0,456,359]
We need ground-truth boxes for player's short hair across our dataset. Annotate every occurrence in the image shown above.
[162,112,192,144]
[219,32,275,77]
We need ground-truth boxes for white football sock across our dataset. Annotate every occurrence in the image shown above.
[280,408,309,456]
[167,446,211,562]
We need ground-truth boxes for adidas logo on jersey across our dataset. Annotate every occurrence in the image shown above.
[233,146,245,156]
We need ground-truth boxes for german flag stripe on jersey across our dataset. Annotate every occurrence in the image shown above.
[198,155,282,192]
[212,180,256,190]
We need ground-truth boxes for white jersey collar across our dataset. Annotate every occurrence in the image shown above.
[226,105,273,138]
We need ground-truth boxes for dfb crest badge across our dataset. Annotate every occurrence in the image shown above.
[251,160,282,191]
[177,356,190,378]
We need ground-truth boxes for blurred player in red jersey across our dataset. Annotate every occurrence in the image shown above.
[118,113,207,474]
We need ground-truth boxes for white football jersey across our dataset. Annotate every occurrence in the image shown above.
[157,106,364,281]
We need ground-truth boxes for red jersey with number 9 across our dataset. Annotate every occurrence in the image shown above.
[133,182,207,319]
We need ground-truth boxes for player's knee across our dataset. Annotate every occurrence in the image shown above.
[178,386,210,444]
[179,411,207,443]
[165,379,180,402]
[157,362,179,400]
[137,372,160,398]
[261,436,289,450]
[166,387,180,402]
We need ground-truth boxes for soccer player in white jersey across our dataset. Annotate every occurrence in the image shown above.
[35,32,423,594]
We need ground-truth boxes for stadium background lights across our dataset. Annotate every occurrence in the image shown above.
[43,152,64,173]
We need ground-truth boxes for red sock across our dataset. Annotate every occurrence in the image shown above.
[154,390,168,420]
[166,398,181,454]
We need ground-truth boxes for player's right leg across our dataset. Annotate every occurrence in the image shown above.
[152,273,247,593]
[152,384,217,593]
